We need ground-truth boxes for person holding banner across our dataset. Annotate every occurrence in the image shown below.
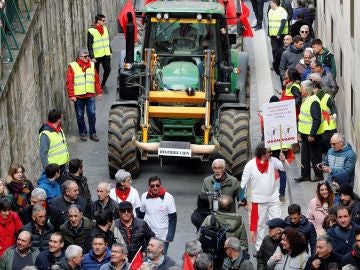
[241,142,290,251]
[295,80,324,183]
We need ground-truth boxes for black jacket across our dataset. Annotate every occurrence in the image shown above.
[22,221,54,252]
[90,225,116,246]
[35,250,65,270]
[50,195,90,220]
[113,218,155,261]
[60,217,93,253]
[20,204,65,232]
[257,235,281,270]
[191,209,211,231]
[91,198,119,220]
[304,251,342,270]
[55,259,81,270]
[285,214,317,255]
[62,172,92,205]
[327,222,359,255]
[342,250,360,268]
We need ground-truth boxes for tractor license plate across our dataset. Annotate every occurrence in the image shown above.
[158,148,192,157]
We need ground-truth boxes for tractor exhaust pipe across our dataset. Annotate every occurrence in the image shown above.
[125,12,135,65]
[132,136,219,154]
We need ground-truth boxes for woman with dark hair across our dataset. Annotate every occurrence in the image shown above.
[0,198,23,256]
[307,181,334,235]
[282,68,302,119]
[5,163,34,213]
[267,227,308,269]
[191,192,211,231]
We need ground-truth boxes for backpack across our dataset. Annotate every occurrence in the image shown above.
[199,214,229,260]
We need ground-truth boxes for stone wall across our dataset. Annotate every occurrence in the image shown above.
[0,0,125,179]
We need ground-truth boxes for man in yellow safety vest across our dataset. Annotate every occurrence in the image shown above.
[295,80,324,183]
[66,48,102,142]
[87,14,111,94]
[39,109,69,174]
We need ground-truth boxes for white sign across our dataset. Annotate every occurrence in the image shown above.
[263,99,298,148]
[158,147,192,157]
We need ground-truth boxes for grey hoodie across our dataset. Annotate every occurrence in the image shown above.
[279,44,304,77]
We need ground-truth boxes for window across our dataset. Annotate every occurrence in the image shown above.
[351,85,355,125]
[350,0,354,38]
[340,49,343,77]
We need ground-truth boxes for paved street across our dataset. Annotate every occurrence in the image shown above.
[65,4,320,264]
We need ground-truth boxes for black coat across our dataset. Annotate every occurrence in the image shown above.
[304,251,342,270]
[342,251,360,268]
[91,198,119,220]
[34,250,65,270]
[191,209,211,231]
[20,204,65,232]
[284,215,317,255]
[113,218,155,261]
[257,235,281,270]
[50,195,90,220]
[22,221,54,252]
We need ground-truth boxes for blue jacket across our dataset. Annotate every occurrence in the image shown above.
[34,250,65,270]
[327,222,359,255]
[37,172,62,201]
[324,143,357,185]
[82,247,111,270]
[284,214,317,255]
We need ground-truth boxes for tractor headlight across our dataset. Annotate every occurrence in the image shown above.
[156,13,162,20]
[196,13,202,21]
[163,13,169,20]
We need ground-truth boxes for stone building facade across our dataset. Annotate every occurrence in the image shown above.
[315,0,360,192]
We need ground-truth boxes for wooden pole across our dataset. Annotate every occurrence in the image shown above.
[279,124,283,153]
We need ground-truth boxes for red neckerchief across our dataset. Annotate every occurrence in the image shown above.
[115,188,131,201]
[47,121,61,133]
[147,187,166,198]
[96,24,104,35]
[76,58,91,73]
[256,158,269,174]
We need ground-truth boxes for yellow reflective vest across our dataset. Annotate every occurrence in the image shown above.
[298,95,324,135]
[88,26,111,58]
[268,7,289,36]
[319,93,337,131]
[39,129,69,166]
[70,62,96,96]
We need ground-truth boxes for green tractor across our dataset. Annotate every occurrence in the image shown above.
[108,0,250,180]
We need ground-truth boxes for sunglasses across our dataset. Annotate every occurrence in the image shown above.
[120,209,132,213]
[300,31,308,33]
[82,55,89,58]
[150,184,161,188]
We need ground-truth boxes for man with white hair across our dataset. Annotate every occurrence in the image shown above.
[184,239,203,266]
[55,244,83,270]
[201,158,242,212]
[20,187,64,232]
[144,237,176,270]
[91,182,119,220]
[299,24,313,49]
[222,237,253,270]
[295,80,324,183]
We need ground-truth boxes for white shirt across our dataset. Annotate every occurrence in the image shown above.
[109,187,141,216]
[241,157,289,203]
[140,192,176,241]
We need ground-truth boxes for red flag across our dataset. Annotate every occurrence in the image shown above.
[287,149,295,164]
[118,0,138,43]
[323,111,331,124]
[183,253,195,270]
[218,0,237,25]
[129,247,143,270]
[240,2,253,37]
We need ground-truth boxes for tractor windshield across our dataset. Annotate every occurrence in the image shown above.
[148,18,217,55]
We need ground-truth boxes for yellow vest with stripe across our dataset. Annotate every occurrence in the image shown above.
[268,7,289,36]
[39,130,69,166]
[88,26,111,58]
[319,93,337,131]
[70,62,96,96]
[285,82,300,97]
[298,95,324,135]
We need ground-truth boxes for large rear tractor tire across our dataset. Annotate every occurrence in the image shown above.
[217,109,250,180]
[108,106,140,179]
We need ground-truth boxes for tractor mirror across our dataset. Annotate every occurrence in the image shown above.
[229,34,236,45]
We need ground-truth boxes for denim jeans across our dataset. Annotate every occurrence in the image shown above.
[279,170,287,196]
[74,97,96,136]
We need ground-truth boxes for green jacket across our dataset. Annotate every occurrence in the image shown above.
[201,211,248,250]
[201,173,241,212]
[0,246,40,270]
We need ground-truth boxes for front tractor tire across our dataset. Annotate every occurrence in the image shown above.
[108,106,140,179]
[217,109,250,180]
